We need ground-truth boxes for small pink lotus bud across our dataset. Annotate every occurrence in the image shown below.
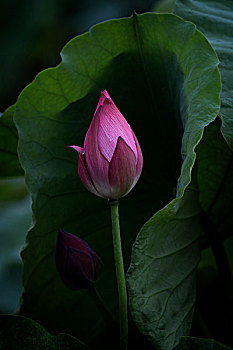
[69,90,143,199]
[55,229,102,290]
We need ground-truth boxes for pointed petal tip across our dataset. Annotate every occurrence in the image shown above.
[101,90,111,99]
[57,228,67,238]
[57,228,69,241]
[67,145,84,154]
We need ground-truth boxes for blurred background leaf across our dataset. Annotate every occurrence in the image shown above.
[0,177,31,314]
[152,0,175,13]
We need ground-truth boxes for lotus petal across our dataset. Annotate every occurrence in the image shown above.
[108,136,137,199]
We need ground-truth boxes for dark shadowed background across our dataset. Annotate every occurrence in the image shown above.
[0,0,158,112]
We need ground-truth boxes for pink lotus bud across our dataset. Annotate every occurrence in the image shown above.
[55,229,102,290]
[69,90,143,199]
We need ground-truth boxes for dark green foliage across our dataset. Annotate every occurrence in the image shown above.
[0,315,89,350]
[13,12,220,349]
[179,336,233,350]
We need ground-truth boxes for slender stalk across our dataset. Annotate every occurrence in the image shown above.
[109,200,128,350]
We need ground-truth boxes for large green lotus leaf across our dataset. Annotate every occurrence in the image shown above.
[0,315,89,350]
[0,105,23,177]
[174,0,233,150]
[173,5,233,337]
[179,336,233,350]
[127,179,201,350]
[14,13,220,347]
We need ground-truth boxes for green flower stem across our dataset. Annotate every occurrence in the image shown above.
[109,199,128,350]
